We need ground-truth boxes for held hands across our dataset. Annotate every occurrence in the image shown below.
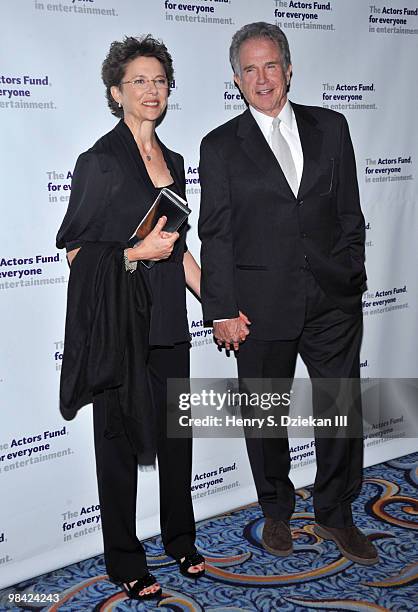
[213,311,251,352]
[127,216,179,262]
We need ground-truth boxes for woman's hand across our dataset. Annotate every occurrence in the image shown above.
[127,216,179,262]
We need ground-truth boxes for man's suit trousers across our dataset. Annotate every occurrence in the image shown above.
[237,270,364,528]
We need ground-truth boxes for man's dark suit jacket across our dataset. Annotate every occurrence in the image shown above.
[198,103,366,340]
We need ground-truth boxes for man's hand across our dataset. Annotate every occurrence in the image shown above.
[213,311,251,351]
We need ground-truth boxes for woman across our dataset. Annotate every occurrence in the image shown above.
[56,35,204,601]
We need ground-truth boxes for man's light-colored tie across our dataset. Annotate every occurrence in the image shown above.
[271,116,298,196]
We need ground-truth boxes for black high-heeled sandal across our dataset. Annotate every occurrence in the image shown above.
[177,551,205,579]
[111,572,162,600]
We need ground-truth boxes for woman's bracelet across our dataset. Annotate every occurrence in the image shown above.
[123,248,137,273]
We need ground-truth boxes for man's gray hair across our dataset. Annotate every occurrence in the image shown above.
[229,22,291,76]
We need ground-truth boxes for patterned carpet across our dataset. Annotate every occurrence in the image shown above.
[1,453,417,611]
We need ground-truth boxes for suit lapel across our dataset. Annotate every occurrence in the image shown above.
[291,102,323,198]
[237,110,294,199]
[237,105,324,199]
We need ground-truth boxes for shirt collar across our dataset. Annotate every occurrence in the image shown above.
[249,99,294,140]
[278,99,293,130]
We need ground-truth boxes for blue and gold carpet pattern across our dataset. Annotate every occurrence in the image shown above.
[1,453,417,611]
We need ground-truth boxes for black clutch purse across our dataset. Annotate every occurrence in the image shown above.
[128,187,191,268]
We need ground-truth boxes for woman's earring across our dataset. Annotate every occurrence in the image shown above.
[118,102,122,108]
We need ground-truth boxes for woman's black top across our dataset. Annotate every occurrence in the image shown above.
[56,120,190,346]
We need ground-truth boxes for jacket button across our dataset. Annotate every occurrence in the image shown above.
[297,199,304,206]
[301,232,307,238]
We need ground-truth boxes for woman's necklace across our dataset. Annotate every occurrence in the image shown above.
[142,143,153,162]
[136,138,153,162]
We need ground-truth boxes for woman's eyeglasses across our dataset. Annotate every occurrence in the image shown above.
[121,77,169,90]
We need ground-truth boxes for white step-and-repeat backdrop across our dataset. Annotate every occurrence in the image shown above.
[1,0,417,588]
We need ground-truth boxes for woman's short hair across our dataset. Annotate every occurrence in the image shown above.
[102,35,174,118]
[229,22,291,76]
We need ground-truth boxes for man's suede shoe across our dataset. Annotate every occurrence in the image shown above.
[314,523,379,566]
[261,518,293,556]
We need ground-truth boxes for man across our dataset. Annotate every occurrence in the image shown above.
[198,22,378,565]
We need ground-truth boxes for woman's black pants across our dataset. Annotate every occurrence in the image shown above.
[92,342,195,582]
